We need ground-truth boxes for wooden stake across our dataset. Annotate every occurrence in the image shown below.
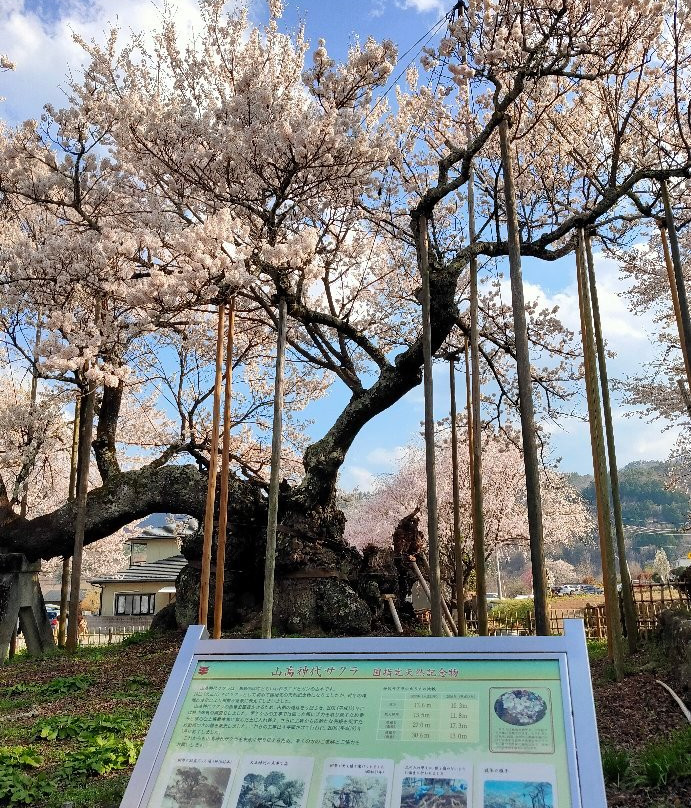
[213,299,235,640]
[449,357,466,636]
[417,214,444,637]
[576,231,625,678]
[198,305,225,627]
[261,296,287,639]
[584,233,638,652]
[467,160,488,638]
[66,382,96,653]
[498,117,549,635]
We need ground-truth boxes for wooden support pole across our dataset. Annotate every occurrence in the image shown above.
[576,231,625,678]
[498,117,549,635]
[262,296,288,639]
[449,357,466,636]
[660,225,691,416]
[66,382,96,653]
[417,214,444,637]
[467,155,488,638]
[417,551,458,635]
[584,233,638,652]
[213,299,235,640]
[383,595,404,634]
[660,180,691,395]
[198,305,225,627]
[59,395,80,648]
[409,558,453,637]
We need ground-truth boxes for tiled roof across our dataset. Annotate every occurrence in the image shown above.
[129,520,198,542]
[90,555,187,585]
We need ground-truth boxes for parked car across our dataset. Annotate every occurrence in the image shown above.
[581,585,604,595]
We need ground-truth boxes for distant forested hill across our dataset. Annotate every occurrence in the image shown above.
[577,461,690,528]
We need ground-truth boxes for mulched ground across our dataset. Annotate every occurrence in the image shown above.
[590,647,690,808]
[1,631,689,808]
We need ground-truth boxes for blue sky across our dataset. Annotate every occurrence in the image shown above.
[0,1,679,489]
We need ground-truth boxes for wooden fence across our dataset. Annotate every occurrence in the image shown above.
[453,584,690,638]
[15,624,149,651]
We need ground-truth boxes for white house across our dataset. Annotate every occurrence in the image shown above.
[90,522,195,622]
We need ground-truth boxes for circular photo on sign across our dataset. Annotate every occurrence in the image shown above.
[493,689,547,726]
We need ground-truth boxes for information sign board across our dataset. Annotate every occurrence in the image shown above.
[120,619,605,808]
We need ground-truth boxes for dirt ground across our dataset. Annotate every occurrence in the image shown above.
[0,630,689,808]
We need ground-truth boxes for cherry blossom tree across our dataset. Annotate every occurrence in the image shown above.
[1,0,691,634]
[345,422,591,597]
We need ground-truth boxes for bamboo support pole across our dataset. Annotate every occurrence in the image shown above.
[213,299,235,640]
[417,214,443,637]
[498,117,549,635]
[262,296,288,639]
[66,383,96,653]
[409,559,453,637]
[198,305,225,627]
[584,233,638,652]
[449,357,466,636]
[576,231,625,678]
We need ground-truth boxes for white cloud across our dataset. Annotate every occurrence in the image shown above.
[340,465,378,492]
[365,445,407,467]
[398,0,445,13]
[0,0,210,124]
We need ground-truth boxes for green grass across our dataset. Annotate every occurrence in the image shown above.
[586,639,609,662]
[41,772,130,808]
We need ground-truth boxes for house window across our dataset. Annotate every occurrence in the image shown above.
[114,593,156,615]
[130,543,147,566]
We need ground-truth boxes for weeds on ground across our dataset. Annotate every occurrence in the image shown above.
[601,746,631,786]
[0,746,52,806]
[602,727,691,791]
[586,639,609,662]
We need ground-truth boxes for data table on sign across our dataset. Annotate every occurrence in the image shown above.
[377,692,480,743]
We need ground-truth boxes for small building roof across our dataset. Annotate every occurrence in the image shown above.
[90,555,187,585]
[127,521,198,543]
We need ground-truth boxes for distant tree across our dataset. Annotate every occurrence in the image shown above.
[652,548,671,583]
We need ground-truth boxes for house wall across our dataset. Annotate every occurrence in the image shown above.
[136,540,179,565]
[98,581,175,617]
